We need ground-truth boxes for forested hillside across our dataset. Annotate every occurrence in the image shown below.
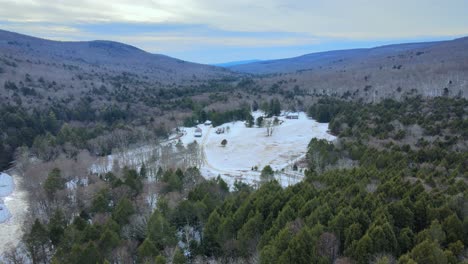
[239,38,468,101]
[0,31,252,171]
[9,96,467,264]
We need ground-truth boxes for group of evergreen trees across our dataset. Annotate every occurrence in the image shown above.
[255,98,281,117]
[183,106,252,127]
[0,101,134,170]
[19,96,468,263]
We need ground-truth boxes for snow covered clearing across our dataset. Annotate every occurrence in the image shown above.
[0,172,28,254]
[180,111,335,187]
[90,111,335,188]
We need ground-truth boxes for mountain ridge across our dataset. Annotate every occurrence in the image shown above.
[214,59,262,67]
[0,28,233,82]
[227,39,456,74]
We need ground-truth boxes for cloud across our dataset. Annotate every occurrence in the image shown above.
[0,0,467,62]
[1,0,467,38]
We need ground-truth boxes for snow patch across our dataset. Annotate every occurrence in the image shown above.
[0,173,14,198]
[0,172,28,255]
[0,173,14,224]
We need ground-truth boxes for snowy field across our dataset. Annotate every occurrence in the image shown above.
[0,172,28,254]
[90,111,335,188]
[180,111,335,187]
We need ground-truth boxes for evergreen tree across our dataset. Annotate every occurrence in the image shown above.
[246,114,254,127]
[147,211,176,249]
[203,210,222,256]
[98,228,120,253]
[353,234,373,264]
[398,227,414,254]
[238,211,263,256]
[140,162,147,178]
[409,240,447,264]
[25,219,50,264]
[137,238,159,261]
[260,245,277,264]
[173,247,187,264]
[442,214,463,244]
[91,188,111,213]
[260,165,274,182]
[112,198,135,225]
[48,209,67,246]
[44,168,65,200]
[155,255,166,264]
[78,242,102,264]
[256,116,264,127]
[252,101,259,111]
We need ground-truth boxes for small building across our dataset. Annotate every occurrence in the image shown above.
[204,120,212,126]
[194,127,202,137]
[286,112,299,119]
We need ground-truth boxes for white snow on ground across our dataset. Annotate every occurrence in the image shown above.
[180,111,335,187]
[0,203,11,224]
[0,173,13,198]
[0,173,14,223]
[90,130,190,177]
[90,111,335,189]
[0,172,28,254]
[90,144,160,175]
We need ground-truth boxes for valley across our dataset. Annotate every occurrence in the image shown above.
[0,28,467,264]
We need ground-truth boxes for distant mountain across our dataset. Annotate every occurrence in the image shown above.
[0,29,240,110]
[228,42,440,74]
[238,37,468,99]
[214,59,262,67]
[0,29,234,86]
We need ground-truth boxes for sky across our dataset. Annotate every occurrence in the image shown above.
[0,0,467,64]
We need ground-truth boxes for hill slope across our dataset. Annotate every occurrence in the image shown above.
[0,29,231,81]
[0,29,236,109]
[235,38,468,100]
[228,42,438,74]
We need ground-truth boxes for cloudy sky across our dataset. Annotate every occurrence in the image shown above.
[0,0,467,64]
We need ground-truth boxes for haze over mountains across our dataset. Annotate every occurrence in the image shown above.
[214,59,262,67]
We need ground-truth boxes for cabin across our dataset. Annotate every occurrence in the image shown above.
[286,112,299,119]
[194,127,202,137]
[204,120,212,126]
